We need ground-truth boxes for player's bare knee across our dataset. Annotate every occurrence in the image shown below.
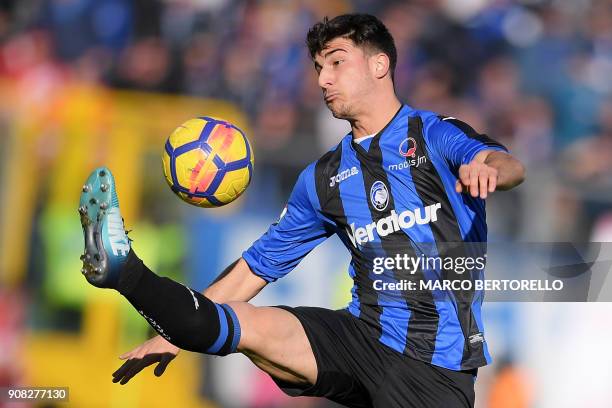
[225,302,269,352]
[227,303,317,382]
[229,304,306,356]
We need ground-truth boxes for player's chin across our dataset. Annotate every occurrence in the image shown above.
[327,103,351,120]
[330,110,343,119]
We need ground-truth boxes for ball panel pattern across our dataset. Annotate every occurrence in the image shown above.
[162,116,254,207]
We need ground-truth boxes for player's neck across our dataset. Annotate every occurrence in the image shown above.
[350,95,402,139]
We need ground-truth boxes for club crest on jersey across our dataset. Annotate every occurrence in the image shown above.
[329,166,359,187]
[399,137,418,157]
[370,181,389,211]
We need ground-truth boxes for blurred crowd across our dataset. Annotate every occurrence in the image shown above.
[1,0,611,241]
[2,0,612,254]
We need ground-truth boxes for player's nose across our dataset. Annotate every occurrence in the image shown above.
[318,66,333,89]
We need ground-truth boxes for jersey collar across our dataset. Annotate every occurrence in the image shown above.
[350,103,408,154]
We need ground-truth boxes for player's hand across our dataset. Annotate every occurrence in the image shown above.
[112,335,180,385]
[455,161,498,199]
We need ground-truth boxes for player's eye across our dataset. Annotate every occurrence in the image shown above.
[333,59,344,66]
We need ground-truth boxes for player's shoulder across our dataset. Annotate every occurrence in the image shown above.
[409,106,508,153]
[306,133,351,177]
[407,107,455,126]
[294,138,343,190]
[407,107,481,138]
[291,139,348,211]
[293,134,352,205]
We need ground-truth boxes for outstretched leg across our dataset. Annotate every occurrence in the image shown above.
[78,167,317,385]
[116,252,242,355]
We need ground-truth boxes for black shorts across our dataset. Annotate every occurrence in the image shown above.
[272,306,477,408]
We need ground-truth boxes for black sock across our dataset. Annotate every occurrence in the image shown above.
[116,251,241,355]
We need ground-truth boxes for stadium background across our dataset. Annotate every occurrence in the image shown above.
[0,0,611,407]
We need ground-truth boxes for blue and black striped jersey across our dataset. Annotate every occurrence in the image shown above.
[242,104,508,370]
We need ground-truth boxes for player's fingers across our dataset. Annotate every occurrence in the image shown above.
[469,166,479,197]
[458,165,470,187]
[119,359,150,385]
[154,353,175,377]
[488,170,497,193]
[479,171,488,199]
[121,354,162,384]
[112,359,137,383]
[455,179,462,193]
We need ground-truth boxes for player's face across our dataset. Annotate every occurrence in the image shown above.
[314,38,377,120]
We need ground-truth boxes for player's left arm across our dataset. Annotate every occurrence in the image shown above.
[425,115,525,199]
[455,150,526,198]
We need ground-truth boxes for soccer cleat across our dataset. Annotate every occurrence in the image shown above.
[78,167,131,288]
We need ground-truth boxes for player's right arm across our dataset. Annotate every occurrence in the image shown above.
[207,160,332,302]
[203,258,267,302]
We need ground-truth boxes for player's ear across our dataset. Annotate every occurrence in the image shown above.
[372,52,390,79]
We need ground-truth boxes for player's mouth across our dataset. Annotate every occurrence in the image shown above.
[324,93,339,103]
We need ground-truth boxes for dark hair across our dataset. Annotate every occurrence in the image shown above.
[306,13,397,81]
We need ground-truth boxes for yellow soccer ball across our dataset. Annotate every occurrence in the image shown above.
[162,117,254,207]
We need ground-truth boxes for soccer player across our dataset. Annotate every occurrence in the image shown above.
[78,14,525,408]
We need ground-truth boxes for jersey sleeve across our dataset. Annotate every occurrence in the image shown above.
[425,116,508,171]
[242,165,332,282]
